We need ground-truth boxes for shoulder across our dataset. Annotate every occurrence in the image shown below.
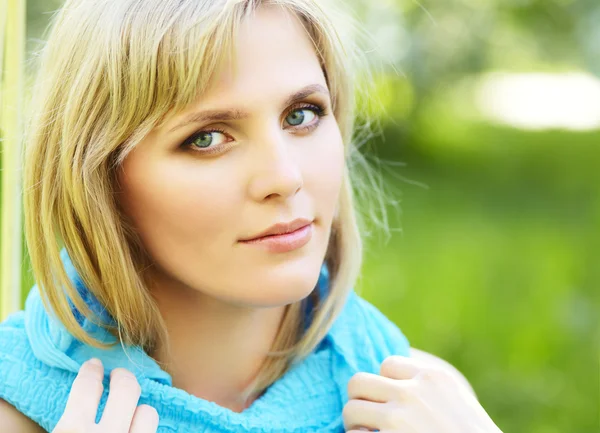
[0,315,44,432]
[0,312,70,432]
[409,347,477,398]
[0,399,46,433]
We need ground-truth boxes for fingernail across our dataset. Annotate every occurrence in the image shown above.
[88,358,103,367]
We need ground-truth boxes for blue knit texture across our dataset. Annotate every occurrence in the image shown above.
[0,249,411,432]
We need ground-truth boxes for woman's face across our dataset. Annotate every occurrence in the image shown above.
[117,6,344,308]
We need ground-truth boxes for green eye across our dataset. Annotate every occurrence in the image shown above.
[189,130,228,149]
[192,133,212,148]
[286,108,316,127]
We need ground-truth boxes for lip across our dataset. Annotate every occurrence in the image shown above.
[240,218,313,242]
[239,222,313,253]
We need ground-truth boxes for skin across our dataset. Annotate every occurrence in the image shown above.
[115,5,344,412]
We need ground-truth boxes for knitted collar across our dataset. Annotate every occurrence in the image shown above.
[23,249,360,431]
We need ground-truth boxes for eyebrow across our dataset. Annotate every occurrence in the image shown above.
[168,83,330,133]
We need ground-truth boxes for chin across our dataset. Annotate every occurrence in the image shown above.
[229,266,322,309]
[232,245,322,297]
[245,280,318,308]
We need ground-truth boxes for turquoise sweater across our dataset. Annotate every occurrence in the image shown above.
[0,249,411,432]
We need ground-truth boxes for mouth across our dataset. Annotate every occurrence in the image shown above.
[239,222,313,253]
[240,217,314,242]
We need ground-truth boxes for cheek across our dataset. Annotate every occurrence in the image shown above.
[306,123,345,210]
[118,154,240,257]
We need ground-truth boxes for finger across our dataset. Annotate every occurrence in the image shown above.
[347,371,418,403]
[129,404,159,433]
[98,368,142,433]
[58,358,105,429]
[379,355,421,380]
[343,398,402,432]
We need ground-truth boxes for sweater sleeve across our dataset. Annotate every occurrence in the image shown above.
[354,294,411,359]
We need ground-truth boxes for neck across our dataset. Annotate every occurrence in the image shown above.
[148,273,287,413]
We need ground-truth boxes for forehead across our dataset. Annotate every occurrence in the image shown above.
[198,5,326,106]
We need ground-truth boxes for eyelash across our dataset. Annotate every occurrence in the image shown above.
[180,103,329,156]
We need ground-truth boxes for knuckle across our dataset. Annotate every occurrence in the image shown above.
[379,356,397,375]
[81,360,103,377]
[76,365,104,383]
[110,368,141,393]
[110,367,135,378]
[390,381,408,401]
[347,372,369,394]
[381,355,415,367]
[380,355,399,369]
[380,355,413,375]
[395,379,420,402]
[381,402,404,428]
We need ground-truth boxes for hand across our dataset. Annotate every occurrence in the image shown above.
[342,355,503,433]
[52,358,159,433]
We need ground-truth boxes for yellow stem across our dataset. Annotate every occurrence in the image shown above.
[1,0,26,320]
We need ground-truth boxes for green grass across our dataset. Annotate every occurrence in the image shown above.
[357,121,599,433]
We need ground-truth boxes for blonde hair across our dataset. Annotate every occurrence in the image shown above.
[23,0,390,401]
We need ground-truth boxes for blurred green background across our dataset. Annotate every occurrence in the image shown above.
[3,0,599,432]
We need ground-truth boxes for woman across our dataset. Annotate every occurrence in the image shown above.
[0,0,503,431]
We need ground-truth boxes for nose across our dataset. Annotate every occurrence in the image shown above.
[247,128,304,202]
